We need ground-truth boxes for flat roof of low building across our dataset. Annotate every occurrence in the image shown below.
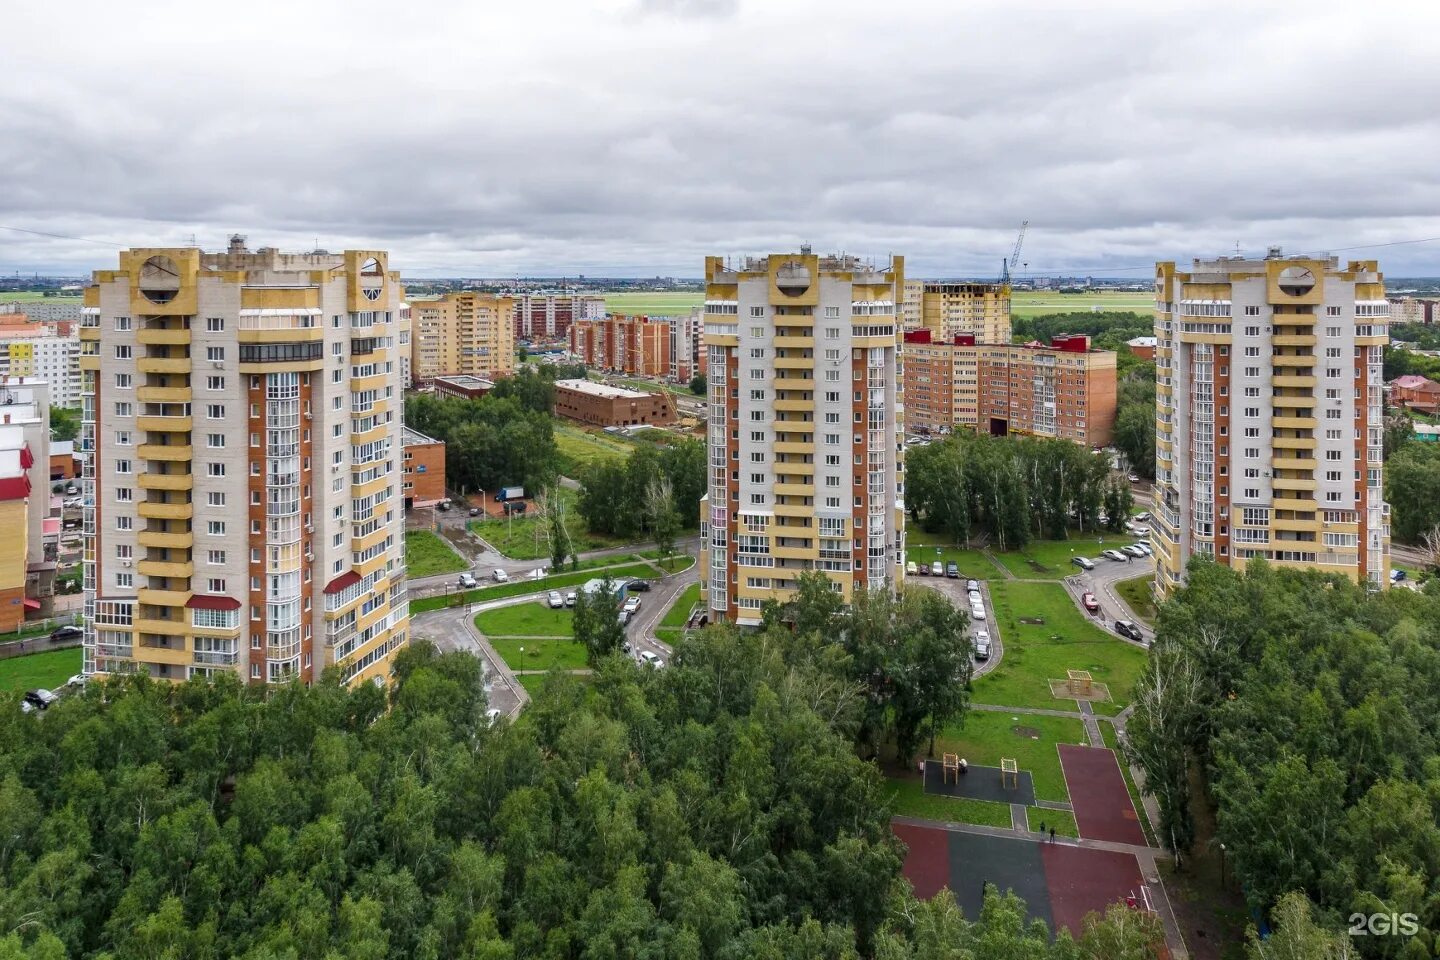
[434,375,496,389]
[402,427,442,446]
[556,378,654,399]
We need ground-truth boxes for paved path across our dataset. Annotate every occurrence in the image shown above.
[911,576,1004,678]
[971,702,1088,720]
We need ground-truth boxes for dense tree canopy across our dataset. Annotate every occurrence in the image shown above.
[1129,559,1440,952]
[489,364,589,416]
[1386,441,1440,544]
[405,393,560,496]
[906,434,1121,549]
[49,405,80,442]
[576,440,705,538]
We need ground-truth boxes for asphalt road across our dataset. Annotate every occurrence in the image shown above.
[1063,553,1156,646]
[912,574,1004,678]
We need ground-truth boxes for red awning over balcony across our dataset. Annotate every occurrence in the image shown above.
[185,595,241,611]
[324,571,362,594]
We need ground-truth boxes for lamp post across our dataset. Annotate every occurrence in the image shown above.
[519,645,525,674]
[1219,843,1226,887]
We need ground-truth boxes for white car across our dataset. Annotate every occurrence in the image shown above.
[970,603,986,621]
[492,568,509,583]
[639,651,665,668]
[967,589,982,604]
[931,561,944,576]
[623,596,641,615]
[565,591,577,607]
[458,573,477,589]
[906,561,918,576]
[547,591,564,609]
[1102,549,1128,562]
[973,631,991,660]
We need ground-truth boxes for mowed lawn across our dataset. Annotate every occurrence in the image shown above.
[1009,291,1153,320]
[988,534,1126,580]
[475,602,574,637]
[0,648,82,694]
[469,487,629,560]
[488,636,588,671]
[1025,807,1079,839]
[885,776,1013,828]
[602,291,704,315]
[554,423,631,470]
[1114,574,1159,626]
[404,529,468,578]
[973,581,1147,713]
[904,529,1000,579]
[660,583,702,629]
[931,708,1087,803]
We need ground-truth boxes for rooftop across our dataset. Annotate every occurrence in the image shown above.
[402,427,442,446]
[434,375,496,390]
[557,378,654,399]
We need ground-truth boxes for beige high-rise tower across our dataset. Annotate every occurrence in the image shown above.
[80,239,411,686]
[1153,250,1390,595]
[699,252,906,625]
[409,292,515,386]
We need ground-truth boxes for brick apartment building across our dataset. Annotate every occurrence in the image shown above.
[402,428,447,508]
[903,331,1118,447]
[513,294,606,342]
[569,314,672,378]
[553,378,676,427]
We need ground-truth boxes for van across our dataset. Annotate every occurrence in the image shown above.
[973,631,991,660]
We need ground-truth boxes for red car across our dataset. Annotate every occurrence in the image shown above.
[1082,592,1100,613]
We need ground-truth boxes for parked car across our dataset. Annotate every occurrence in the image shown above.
[1132,527,1151,541]
[970,603,986,621]
[1134,512,1151,522]
[915,561,928,576]
[492,568,509,583]
[64,674,86,690]
[1082,592,1100,613]
[62,497,82,509]
[627,580,651,592]
[973,631,991,661]
[623,596,642,616]
[1132,542,1153,556]
[639,651,664,668]
[1122,545,1146,559]
[23,689,58,711]
[547,591,564,609]
[1114,620,1144,642]
[930,561,944,576]
[967,589,982,604]
[945,561,959,579]
[1071,556,1096,571]
[906,561,918,577]
[49,624,82,642]
[458,573,477,589]
[1391,569,1408,583]
[565,591,577,607]
[1102,549,1128,562]
[618,609,632,626]
[966,579,979,593]
[1127,474,1141,483]
[469,507,481,517]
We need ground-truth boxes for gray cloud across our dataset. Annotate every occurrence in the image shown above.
[2,0,1439,278]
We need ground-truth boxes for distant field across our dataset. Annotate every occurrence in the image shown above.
[603,292,704,315]
[0,292,82,304]
[1009,291,1152,319]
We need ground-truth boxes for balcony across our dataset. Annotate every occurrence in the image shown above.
[135,616,187,635]
[138,529,193,550]
[774,482,815,497]
[774,335,815,348]
[138,443,192,462]
[774,398,813,412]
[775,440,814,454]
[773,355,814,369]
[137,559,194,579]
[193,650,239,666]
[1272,436,1315,449]
[137,587,191,607]
[132,641,192,666]
[1273,375,1317,389]
[137,328,192,346]
[1272,312,1316,326]
[137,357,192,375]
[1272,477,1318,492]
[137,386,192,404]
[1272,416,1317,429]
[136,415,193,432]
[139,472,193,492]
[1273,334,1317,347]
[1271,354,1314,368]
[138,501,193,521]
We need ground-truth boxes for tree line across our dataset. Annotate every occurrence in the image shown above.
[906,433,1132,551]
[404,392,560,497]
[575,439,705,540]
[0,619,1202,959]
[1126,558,1440,954]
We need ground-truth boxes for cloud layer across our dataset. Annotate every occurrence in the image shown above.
[3,0,1440,277]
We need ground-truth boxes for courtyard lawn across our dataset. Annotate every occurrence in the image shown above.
[554,423,631,470]
[1025,807,1079,839]
[885,777,1014,829]
[931,708,1087,804]
[602,291,704,315]
[475,602,574,638]
[1009,290,1153,320]
[903,529,1002,579]
[487,634,589,672]
[404,529,468,578]
[1114,574,1159,627]
[988,534,1122,580]
[411,562,659,613]
[0,648,82,694]
[972,581,1147,713]
[469,486,629,561]
[660,583,702,629]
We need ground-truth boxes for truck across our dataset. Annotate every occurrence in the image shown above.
[496,486,524,502]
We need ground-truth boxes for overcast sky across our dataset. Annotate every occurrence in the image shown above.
[3,0,1440,279]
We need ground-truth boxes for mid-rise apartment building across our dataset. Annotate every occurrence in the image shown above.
[409,292,515,386]
[1153,251,1390,595]
[0,379,57,623]
[902,332,1117,446]
[921,281,1011,343]
[0,314,82,407]
[669,307,706,384]
[1389,296,1437,325]
[569,314,671,378]
[699,251,905,626]
[513,293,605,341]
[900,278,925,332]
[401,427,446,508]
[79,241,410,686]
[0,300,83,324]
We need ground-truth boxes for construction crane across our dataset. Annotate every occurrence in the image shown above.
[999,220,1029,284]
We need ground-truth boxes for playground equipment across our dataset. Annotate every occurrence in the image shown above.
[1000,758,1019,790]
[1066,670,1093,697]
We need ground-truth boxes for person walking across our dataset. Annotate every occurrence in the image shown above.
[1038,820,1046,836]
[1049,827,1056,843]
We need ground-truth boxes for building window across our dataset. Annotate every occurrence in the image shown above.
[115,373,132,388]
[115,430,131,445]
[206,346,225,362]
[115,516,132,531]
[114,345,132,360]
[206,376,225,391]
[115,487,132,502]
[114,459,131,474]
[206,317,225,332]
[114,316,133,330]
[207,549,225,565]
[207,521,225,535]
[116,572,133,588]
[206,463,225,478]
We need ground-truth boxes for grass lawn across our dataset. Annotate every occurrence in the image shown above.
[487,634,589,672]
[973,581,1147,712]
[476,602,574,638]
[1009,291,1153,320]
[1025,807,1079,839]
[0,648,81,694]
[660,583,702,629]
[989,534,1123,580]
[655,627,682,644]
[469,486,630,560]
[1114,574,1159,627]
[648,554,695,574]
[931,709,1086,803]
[516,674,548,694]
[412,562,659,613]
[903,530,1001,579]
[554,423,631,470]
[885,776,1014,828]
[0,292,82,304]
[602,291,704,315]
[404,529,468,578]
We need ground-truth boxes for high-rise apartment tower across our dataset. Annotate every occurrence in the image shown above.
[79,241,411,685]
[1153,251,1390,594]
[699,252,906,625]
[409,292,515,387]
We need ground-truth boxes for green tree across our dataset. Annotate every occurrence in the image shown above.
[1385,442,1440,542]
[1384,410,1414,459]
[1113,403,1155,483]
[645,474,679,564]
[49,406,79,442]
[689,373,706,395]
[539,487,571,572]
[572,577,625,663]
[1245,891,1352,960]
